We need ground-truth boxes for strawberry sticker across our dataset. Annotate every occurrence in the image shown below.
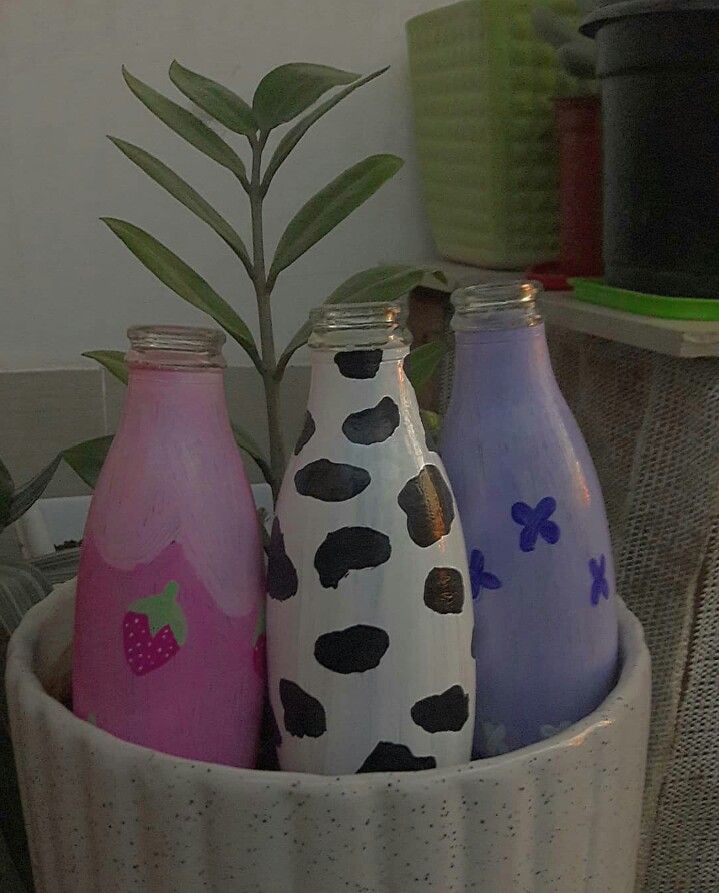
[122,581,187,676]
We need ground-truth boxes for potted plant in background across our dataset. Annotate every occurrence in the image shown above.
[406,0,584,272]
[61,61,445,497]
[530,0,603,288]
[0,454,60,892]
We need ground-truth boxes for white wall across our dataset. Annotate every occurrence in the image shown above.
[0,0,439,369]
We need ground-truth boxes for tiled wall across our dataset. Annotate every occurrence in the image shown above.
[0,365,311,498]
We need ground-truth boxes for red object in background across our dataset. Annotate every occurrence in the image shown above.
[529,95,603,290]
[556,96,603,276]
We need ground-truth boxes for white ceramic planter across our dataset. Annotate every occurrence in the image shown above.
[7,581,650,893]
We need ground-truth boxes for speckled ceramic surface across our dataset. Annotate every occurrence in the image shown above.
[7,581,650,893]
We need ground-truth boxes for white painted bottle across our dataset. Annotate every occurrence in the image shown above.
[267,302,475,775]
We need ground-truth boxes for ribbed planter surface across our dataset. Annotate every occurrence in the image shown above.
[406,0,581,269]
[7,581,650,893]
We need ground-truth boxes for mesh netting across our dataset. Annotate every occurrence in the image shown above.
[642,519,719,892]
[441,326,719,891]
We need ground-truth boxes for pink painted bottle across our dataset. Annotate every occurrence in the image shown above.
[73,325,265,767]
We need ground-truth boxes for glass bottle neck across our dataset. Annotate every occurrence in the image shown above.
[126,324,226,370]
[121,365,231,435]
[453,301,541,332]
[308,301,409,352]
[451,280,542,333]
[451,323,556,407]
[119,323,232,436]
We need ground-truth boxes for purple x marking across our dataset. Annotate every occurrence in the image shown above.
[589,555,610,606]
[469,549,502,600]
[511,497,560,553]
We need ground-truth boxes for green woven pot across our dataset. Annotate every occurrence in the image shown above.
[407,0,580,269]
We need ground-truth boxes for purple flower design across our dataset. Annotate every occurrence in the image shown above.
[511,497,560,553]
[469,549,502,600]
[589,555,610,605]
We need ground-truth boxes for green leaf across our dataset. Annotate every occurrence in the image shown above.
[231,424,273,487]
[263,66,388,187]
[269,154,403,282]
[122,67,248,183]
[102,218,260,367]
[424,269,449,289]
[404,339,449,393]
[277,264,430,373]
[5,454,61,526]
[169,60,258,137]
[109,137,252,274]
[419,409,442,439]
[420,409,443,452]
[129,581,187,644]
[0,458,14,528]
[253,63,359,131]
[326,264,427,305]
[83,349,128,385]
[63,436,113,489]
[167,596,188,645]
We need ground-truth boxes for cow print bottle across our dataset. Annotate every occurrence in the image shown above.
[267,302,475,774]
[440,282,619,757]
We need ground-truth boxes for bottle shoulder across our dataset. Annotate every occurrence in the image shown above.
[442,395,601,492]
[445,385,581,443]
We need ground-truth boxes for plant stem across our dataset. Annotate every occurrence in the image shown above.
[250,133,286,498]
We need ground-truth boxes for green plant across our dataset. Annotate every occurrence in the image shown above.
[0,452,59,709]
[532,1,597,85]
[0,454,59,891]
[0,455,60,538]
[64,61,447,498]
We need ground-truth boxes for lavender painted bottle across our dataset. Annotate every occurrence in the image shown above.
[440,282,619,757]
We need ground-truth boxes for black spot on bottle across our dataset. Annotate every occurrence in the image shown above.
[294,459,371,502]
[279,679,327,738]
[357,741,437,773]
[314,526,391,589]
[411,685,470,733]
[314,625,390,673]
[397,465,455,547]
[342,397,400,445]
[423,567,465,614]
[293,411,316,455]
[267,519,298,601]
[334,349,383,379]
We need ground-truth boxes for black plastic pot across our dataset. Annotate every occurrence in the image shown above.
[582,1,719,298]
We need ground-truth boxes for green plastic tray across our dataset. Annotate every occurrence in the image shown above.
[569,277,719,321]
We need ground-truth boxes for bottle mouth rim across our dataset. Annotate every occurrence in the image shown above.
[451,280,540,312]
[127,325,226,353]
[310,300,402,321]
[126,325,227,369]
[308,301,409,350]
